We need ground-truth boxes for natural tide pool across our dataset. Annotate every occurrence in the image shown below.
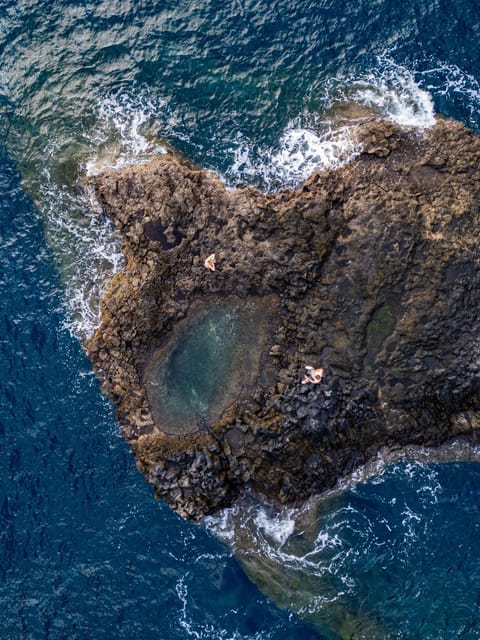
[144,297,276,435]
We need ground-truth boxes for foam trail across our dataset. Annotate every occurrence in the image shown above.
[175,576,272,640]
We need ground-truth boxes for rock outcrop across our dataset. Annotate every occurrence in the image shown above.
[86,117,480,519]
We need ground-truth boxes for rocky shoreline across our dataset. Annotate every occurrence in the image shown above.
[86,117,480,520]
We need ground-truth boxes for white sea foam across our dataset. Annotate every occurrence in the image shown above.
[205,499,359,630]
[323,56,436,129]
[223,123,361,191]
[253,507,296,546]
[84,90,170,175]
[399,504,425,555]
[206,498,349,580]
[39,172,125,342]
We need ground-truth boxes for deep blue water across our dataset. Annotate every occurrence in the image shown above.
[1,1,480,638]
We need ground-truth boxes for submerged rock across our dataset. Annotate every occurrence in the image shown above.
[86,117,480,520]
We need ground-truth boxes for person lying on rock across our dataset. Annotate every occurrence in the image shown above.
[204,253,216,271]
[302,366,324,384]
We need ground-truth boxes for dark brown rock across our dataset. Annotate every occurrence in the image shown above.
[86,117,480,519]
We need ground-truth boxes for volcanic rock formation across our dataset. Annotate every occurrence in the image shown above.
[86,117,480,520]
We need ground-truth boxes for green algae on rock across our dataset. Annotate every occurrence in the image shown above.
[86,117,480,520]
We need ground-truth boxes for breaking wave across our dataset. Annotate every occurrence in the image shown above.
[221,123,361,191]
[323,56,436,129]
[39,170,125,342]
[218,57,436,190]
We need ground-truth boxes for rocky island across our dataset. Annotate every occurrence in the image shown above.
[86,117,480,520]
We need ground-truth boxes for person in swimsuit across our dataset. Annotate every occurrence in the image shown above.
[302,365,324,384]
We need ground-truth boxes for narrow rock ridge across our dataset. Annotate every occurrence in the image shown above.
[86,117,480,519]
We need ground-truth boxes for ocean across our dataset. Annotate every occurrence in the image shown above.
[1,1,480,638]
